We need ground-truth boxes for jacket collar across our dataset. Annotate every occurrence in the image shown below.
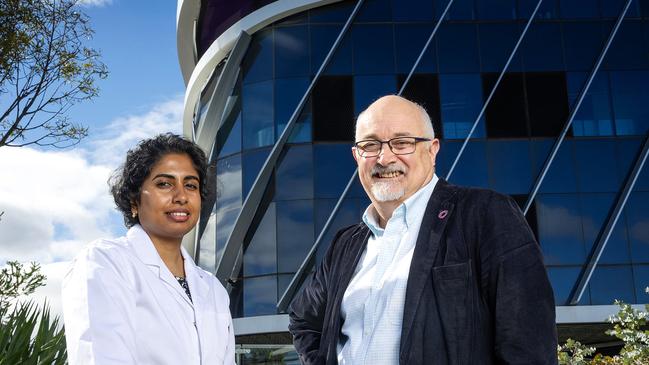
[127,225,208,308]
[399,179,458,353]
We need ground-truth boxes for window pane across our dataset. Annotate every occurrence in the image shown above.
[242,80,274,149]
[609,71,649,136]
[536,194,586,265]
[580,193,630,264]
[352,24,395,75]
[626,192,649,263]
[487,140,532,194]
[397,74,442,138]
[314,144,359,199]
[391,0,434,21]
[437,24,479,73]
[218,111,242,158]
[590,265,636,304]
[275,78,312,143]
[216,155,242,262]
[521,22,564,71]
[574,139,621,192]
[476,0,516,20]
[437,0,475,20]
[437,141,489,188]
[242,148,271,197]
[567,72,614,136]
[314,199,361,263]
[356,0,392,22]
[439,74,485,139]
[632,265,649,304]
[560,0,599,18]
[478,23,522,72]
[275,145,313,200]
[394,24,437,74]
[532,140,578,193]
[526,72,570,137]
[518,0,559,19]
[483,73,528,137]
[563,22,604,71]
[313,76,354,142]
[604,21,649,71]
[277,200,315,273]
[310,1,353,23]
[354,75,396,116]
[243,203,277,277]
[275,25,310,78]
[198,211,217,272]
[243,275,277,316]
[310,25,353,75]
[242,29,273,84]
[547,267,589,305]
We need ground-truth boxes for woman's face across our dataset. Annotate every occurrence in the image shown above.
[134,153,201,246]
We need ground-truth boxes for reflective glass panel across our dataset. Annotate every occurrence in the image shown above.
[352,24,395,75]
[579,193,630,264]
[532,140,578,193]
[626,192,649,263]
[218,112,242,158]
[437,141,489,188]
[391,0,434,21]
[215,155,242,263]
[632,265,649,303]
[546,266,589,305]
[609,71,649,136]
[357,0,392,22]
[198,212,217,272]
[275,78,312,143]
[275,25,310,78]
[397,74,442,138]
[439,74,485,139]
[526,72,569,137]
[567,72,614,136]
[476,0,516,20]
[563,22,604,71]
[310,25,353,75]
[243,203,277,277]
[277,200,315,273]
[242,80,274,149]
[521,22,564,71]
[536,193,586,265]
[478,23,522,72]
[354,75,396,116]
[313,76,354,142]
[483,73,528,138]
[310,1,353,22]
[437,24,479,73]
[437,0,475,20]
[590,265,636,304]
[574,139,620,192]
[275,145,314,200]
[559,0,599,18]
[314,199,361,264]
[394,24,437,74]
[604,21,648,71]
[242,29,273,84]
[243,275,277,316]
[487,140,532,194]
[242,148,271,197]
[314,144,359,199]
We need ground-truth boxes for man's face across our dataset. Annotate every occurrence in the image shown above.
[352,96,440,207]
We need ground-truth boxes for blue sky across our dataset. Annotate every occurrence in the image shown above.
[0,0,189,311]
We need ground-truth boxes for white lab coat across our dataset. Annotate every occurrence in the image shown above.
[62,225,235,365]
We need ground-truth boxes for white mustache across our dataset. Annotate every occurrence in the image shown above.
[371,164,406,177]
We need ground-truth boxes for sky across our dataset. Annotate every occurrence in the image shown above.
[0,0,186,314]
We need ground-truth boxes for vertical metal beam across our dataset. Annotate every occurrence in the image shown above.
[569,133,649,305]
[523,0,634,215]
[277,0,457,312]
[215,0,367,289]
[445,0,544,181]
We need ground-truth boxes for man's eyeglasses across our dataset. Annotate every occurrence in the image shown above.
[354,137,431,157]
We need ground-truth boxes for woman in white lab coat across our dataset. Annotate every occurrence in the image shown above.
[62,133,235,365]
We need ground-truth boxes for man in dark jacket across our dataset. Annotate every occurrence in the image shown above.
[288,95,557,365]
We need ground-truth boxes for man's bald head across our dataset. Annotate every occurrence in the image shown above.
[355,95,435,141]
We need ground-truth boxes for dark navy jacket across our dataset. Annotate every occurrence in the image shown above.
[289,179,557,365]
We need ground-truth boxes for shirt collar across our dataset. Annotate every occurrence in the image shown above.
[362,174,439,237]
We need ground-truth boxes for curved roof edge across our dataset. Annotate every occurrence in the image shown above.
[177,0,200,85]
[180,0,342,138]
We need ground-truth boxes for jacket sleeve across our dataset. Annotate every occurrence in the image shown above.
[61,244,138,365]
[480,194,558,365]
[288,227,350,365]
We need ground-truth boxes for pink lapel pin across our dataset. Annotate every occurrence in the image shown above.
[438,210,448,219]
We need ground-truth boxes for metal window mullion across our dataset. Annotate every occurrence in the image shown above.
[215,0,367,290]
[522,0,633,215]
[276,0,457,312]
[445,0,545,181]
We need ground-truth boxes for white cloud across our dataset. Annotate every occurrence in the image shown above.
[0,96,184,317]
[77,0,113,7]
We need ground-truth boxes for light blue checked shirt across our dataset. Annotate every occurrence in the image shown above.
[337,174,439,365]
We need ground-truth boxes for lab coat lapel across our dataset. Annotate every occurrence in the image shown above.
[127,225,194,308]
[400,180,457,353]
[182,247,210,306]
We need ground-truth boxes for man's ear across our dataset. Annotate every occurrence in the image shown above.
[429,138,440,162]
[351,146,360,164]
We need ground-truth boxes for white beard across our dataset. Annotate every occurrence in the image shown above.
[371,180,405,202]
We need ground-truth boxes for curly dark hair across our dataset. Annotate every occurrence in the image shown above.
[109,133,209,228]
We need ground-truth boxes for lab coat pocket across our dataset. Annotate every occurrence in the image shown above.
[432,260,473,365]
[198,310,231,362]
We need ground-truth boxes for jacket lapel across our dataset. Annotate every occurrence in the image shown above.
[399,179,457,353]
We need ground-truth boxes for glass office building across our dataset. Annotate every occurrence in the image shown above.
[177,0,649,361]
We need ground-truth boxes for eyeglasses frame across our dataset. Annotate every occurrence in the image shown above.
[354,136,432,157]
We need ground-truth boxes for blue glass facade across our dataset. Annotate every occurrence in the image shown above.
[192,0,649,321]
